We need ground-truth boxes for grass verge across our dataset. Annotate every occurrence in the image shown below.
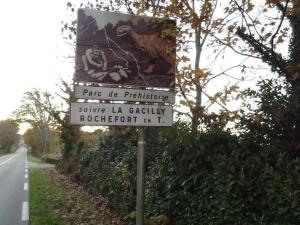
[27,153,44,164]
[0,151,8,157]
[30,168,124,225]
[30,169,69,225]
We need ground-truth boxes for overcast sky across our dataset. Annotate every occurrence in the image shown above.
[0,0,74,125]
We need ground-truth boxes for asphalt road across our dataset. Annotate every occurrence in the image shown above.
[0,146,29,225]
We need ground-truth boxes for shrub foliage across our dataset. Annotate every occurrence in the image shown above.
[58,121,300,225]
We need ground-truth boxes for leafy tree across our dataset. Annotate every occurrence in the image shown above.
[47,79,81,159]
[13,82,80,159]
[23,126,62,157]
[218,0,300,151]
[23,127,44,156]
[14,89,58,156]
[142,0,248,130]
[0,119,19,152]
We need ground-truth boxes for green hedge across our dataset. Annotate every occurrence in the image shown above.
[146,124,300,225]
[58,122,300,225]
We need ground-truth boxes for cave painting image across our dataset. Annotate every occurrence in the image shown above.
[75,9,176,88]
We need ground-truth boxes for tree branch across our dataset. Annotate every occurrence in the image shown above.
[236,27,290,78]
[270,0,290,51]
[211,33,262,59]
[233,0,267,41]
[202,90,230,112]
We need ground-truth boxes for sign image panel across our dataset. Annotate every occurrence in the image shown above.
[75,86,175,103]
[75,9,176,88]
[70,102,173,127]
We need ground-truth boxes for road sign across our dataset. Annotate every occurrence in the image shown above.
[75,9,176,88]
[73,9,177,225]
[70,102,173,127]
[75,86,175,103]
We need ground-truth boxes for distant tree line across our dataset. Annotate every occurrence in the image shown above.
[0,119,19,153]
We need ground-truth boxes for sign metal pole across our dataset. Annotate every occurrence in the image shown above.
[136,127,145,225]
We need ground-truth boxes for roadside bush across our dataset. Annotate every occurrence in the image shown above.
[58,120,300,225]
[146,124,300,224]
[71,129,138,216]
[146,123,243,225]
[44,157,60,164]
[239,79,300,156]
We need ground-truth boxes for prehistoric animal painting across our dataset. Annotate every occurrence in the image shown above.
[74,9,176,88]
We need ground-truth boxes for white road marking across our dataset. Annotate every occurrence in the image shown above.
[22,201,29,221]
[0,155,16,167]
[25,174,28,179]
[25,169,28,173]
[24,182,28,190]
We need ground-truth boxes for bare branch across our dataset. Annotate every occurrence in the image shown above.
[232,0,264,40]
[204,61,248,85]
[201,90,230,112]
[232,0,252,35]
[199,0,218,53]
[211,33,262,59]
[174,109,193,119]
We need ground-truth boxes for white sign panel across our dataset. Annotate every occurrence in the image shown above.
[70,103,173,127]
[75,86,175,103]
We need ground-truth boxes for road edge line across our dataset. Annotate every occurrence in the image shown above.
[22,201,29,221]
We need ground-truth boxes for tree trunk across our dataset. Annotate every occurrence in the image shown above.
[192,27,202,132]
[289,0,300,151]
[290,1,300,63]
[43,125,49,158]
